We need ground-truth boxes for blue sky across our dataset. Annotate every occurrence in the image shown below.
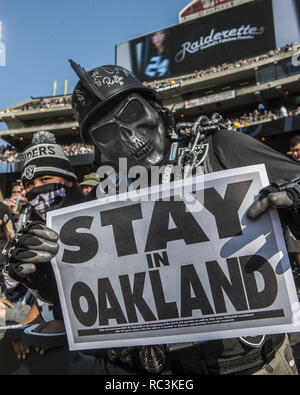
[0,0,189,110]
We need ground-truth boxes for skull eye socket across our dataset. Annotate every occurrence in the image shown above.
[118,100,144,124]
[92,123,116,144]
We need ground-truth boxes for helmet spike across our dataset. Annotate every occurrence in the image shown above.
[68,59,105,101]
[69,62,158,143]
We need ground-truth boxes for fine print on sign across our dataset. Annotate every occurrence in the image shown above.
[48,165,300,351]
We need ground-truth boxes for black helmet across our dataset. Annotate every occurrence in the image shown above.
[69,60,159,143]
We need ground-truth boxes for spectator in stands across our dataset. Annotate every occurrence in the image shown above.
[283,136,300,288]
[4,180,28,232]
[252,109,261,122]
[2,181,32,308]
[80,172,100,196]
[0,199,14,270]
[0,146,20,163]
[267,110,278,121]
[0,131,83,368]
[0,190,14,284]
[280,105,288,118]
[0,191,33,325]
[225,119,233,130]
[257,101,266,116]
[233,118,241,130]
[290,135,300,162]
[220,104,299,132]
[5,180,26,207]
[1,181,33,308]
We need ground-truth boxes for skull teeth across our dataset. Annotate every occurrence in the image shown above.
[133,141,153,160]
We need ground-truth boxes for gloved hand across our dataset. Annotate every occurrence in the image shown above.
[3,221,59,281]
[247,177,300,219]
[107,345,167,373]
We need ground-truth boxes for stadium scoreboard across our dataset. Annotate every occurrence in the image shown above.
[115,0,300,82]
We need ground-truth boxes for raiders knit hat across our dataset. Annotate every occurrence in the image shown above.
[21,131,77,183]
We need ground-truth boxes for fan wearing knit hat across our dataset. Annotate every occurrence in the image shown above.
[3,131,83,305]
[22,131,77,185]
[21,131,78,221]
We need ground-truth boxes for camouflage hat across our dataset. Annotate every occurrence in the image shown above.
[80,172,100,187]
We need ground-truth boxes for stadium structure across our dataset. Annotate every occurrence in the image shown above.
[0,0,300,197]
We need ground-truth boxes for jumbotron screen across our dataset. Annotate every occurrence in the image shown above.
[115,0,299,81]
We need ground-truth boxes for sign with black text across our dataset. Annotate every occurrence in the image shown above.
[48,165,300,351]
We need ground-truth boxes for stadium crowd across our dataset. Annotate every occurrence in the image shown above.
[1,103,299,164]
[0,143,94,163]
[225,104,300,130]
[1,45,298,116]
[61,143,94,157]
[0,96,72,115]
[143,43,300,91]
[0,146,22,163]
[38,96,71,110]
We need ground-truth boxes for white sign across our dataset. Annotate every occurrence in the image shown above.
[185,90,236,109]
[48,165,300,351]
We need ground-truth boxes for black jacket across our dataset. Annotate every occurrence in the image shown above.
[169,130,299,374]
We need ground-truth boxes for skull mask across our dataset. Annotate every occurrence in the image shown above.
[88,93,167,169]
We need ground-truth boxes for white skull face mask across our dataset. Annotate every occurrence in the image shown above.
[88,93,167,169]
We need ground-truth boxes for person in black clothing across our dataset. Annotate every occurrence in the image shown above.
[68,61,300,375]
[1,181,31,305]
[4,63,300,375]
[0,131,79,368]
[0,201,14,274]
[0,131,133,375]
[285,135,300,281]
[5,180,28,232]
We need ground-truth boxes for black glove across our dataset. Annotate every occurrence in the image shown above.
[247,177,300,219]
[107,345,167,373]
[3,221,60,303]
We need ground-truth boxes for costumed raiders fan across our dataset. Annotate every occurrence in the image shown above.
[4,62,300,375]
[68,61,300,375]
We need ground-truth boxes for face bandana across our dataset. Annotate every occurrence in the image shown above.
[26,183,68,220]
